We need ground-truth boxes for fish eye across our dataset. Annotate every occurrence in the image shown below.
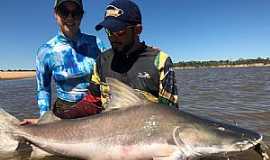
[218,127,225,131]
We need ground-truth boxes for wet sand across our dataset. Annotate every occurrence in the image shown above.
[0,71,35,80]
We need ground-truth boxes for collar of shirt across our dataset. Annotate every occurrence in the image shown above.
[57,30,83,45]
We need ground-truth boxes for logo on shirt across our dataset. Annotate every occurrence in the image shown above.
[137,72,151,79]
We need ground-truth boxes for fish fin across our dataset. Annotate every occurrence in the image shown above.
[37,111,61,124]
[153,157,171,160]
[30,145,53,159]
[0,108,19,125]
[105,77,149,111]
[153,155,188,160]
[153,146,187,160]
[0,108,20,152]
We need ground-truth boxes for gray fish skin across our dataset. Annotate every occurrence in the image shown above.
[0,78,263,160]
[0,103,263,160]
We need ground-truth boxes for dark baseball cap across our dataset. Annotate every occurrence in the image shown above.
[54,0,83,10]
[95,0,142,32]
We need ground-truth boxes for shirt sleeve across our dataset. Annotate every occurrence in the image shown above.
[36,45,52,116]
[90,55,110,109]
[96,37,107,52]
[155,52,179,108]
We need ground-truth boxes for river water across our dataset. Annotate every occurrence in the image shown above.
[0,67,269,160]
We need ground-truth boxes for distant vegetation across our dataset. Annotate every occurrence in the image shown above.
[1,58,270,71]
[174,57,270,68]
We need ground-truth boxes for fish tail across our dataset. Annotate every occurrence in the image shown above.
[0,108,20,152]
[0,108,19,130]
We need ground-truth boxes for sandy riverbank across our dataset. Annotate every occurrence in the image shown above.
[0,71,35,80]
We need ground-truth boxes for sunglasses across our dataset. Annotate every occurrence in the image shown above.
[57,7,84,19]
[105,26,134,37]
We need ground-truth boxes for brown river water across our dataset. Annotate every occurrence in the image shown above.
[0,67,269,160]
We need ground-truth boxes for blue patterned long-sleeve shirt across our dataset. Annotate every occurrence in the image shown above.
[36,31,106,117]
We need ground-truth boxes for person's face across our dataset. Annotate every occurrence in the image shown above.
[55,2,83,38]
[106,26,137,54]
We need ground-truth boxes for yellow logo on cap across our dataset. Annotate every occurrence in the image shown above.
[105,5,124,17]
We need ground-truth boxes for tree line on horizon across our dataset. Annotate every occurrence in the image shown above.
[174,57,270,68]
[1,57,270,71]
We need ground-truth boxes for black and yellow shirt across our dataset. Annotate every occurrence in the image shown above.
[91,43,179,109]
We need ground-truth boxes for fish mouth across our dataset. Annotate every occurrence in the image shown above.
[184,134,264,157]
[232,133,263,152]
[216,135,269,160]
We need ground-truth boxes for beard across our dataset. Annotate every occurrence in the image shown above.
[111,41,135,55]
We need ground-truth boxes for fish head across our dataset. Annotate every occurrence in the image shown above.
[173,116,262,157]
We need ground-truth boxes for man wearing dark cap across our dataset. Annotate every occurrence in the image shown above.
[91,0,178,108]
[21,0,106,124]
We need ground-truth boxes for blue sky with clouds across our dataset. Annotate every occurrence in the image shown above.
[0,0,269,70]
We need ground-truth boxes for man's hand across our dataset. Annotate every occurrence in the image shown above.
[19,118,39,125]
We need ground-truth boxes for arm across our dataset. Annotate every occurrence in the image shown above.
[20,46,52,125]
[36,46,52,117]
[156,52,179,108]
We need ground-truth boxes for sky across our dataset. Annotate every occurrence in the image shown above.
[0,0,269,70]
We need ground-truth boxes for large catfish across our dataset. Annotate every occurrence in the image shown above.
[0,78,265,160]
